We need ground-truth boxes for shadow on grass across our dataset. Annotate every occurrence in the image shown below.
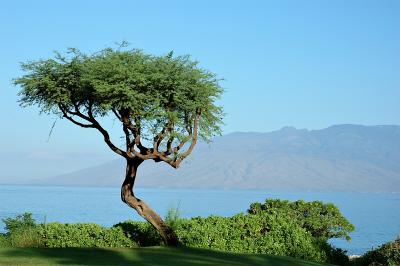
[138,247,325,266]
[0,246,325,266]
[0,247,135,265]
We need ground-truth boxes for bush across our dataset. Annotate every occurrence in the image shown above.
[355,237,400,266]
[174,213,334,263]
[165,206,184,231]
[0,234,10,247]
[113,221,162,247]
[2,213,37,235]
[113,200,351,264]
[39,223,137,248]
[317,241,349,266]
[1,200,352,265]
[8,227,43,247]
[248,199,355,241]
[1,212,43,247]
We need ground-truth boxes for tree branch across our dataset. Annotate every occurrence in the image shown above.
[114,110,154,160]
[59,105,94,128]
[112,108,122,121]
[151,112,200,168]
[70,102,93,122]
[91,120,129,158]
[59,103,129,159]
[173,113,200,167]
[122,114,147,153]
[166,135,174,155]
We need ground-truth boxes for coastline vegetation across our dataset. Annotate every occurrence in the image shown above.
[0,199,359,265]
[4,200,398,265]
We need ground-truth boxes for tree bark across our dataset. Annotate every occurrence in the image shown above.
[121,158,180,247]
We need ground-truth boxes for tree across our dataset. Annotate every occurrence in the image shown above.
[14,46,224,246]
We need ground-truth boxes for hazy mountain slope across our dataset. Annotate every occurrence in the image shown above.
[38,125,400,192]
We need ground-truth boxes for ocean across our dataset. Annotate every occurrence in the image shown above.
[0,185,399,255]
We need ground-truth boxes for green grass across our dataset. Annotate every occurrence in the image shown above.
[0,246,327,265]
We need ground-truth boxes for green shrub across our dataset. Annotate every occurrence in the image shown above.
[248,199,355,241]
[2,213,36,234]
[0,234,10,247]
[8,227,43,247]
[39,223,137,248]
[317,241,349,266]
[1,200,351,265]
[1,212,43,247]
[174,213,332,263]
[114,200,351,264]
[355,237,400,266]
[113,220,162,247]
[165,205,184,231]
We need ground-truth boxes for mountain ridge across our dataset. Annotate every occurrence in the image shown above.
[34,124,400,192]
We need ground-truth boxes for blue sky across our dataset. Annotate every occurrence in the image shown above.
[0,0,399,180]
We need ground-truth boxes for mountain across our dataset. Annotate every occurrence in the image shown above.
[37,125,400,192]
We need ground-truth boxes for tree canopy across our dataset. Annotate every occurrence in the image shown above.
[15,47,224,167]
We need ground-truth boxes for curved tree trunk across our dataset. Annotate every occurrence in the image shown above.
[120,158,180,247]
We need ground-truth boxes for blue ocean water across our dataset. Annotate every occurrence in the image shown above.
[0,185,399,255]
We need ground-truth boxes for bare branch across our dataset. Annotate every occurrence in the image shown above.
[174,137,190,153]
[59,105,95,128]
[87,100,95,120]
[112,108,122,121]
[71,102,93,122]
[153,128,166,154]
[123,125,131,151]
[116,110,150,158]
[91,120,129,158]
[123,115,147,153]
[59,103,129,158]
[166,136,174,155]
[153,118,176,155]
[150,112,200,169]
[130,148,156,160]
[174,113,200,168]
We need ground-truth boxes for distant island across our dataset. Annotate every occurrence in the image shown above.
[31,124,400,192]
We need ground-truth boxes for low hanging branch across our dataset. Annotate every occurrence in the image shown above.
[14,46,224,246]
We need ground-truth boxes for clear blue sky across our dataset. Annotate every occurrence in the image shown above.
[0,0,399,180]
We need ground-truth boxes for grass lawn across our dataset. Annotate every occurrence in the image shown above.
[0,246,327,265]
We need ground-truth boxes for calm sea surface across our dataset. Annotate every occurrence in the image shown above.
[0,185,399,255]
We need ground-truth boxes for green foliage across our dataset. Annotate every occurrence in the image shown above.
[316,241,349,266]
[1,201,351,265]
[39,222,137,248]
[2,213,36,234]
[0,234,10,247]
[165,205,184,231]
[113,220,162,247]
[8,227,43,248]
[248,199,355,241]
[1,212,43,247]
[2,218,135,248]
[355,237,400,266]
[111,200,351,263]
[115,210,348,263]
[174,213,332,263]
[14,46,224,142]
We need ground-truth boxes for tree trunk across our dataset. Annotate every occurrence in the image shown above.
[121,158,180,247]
